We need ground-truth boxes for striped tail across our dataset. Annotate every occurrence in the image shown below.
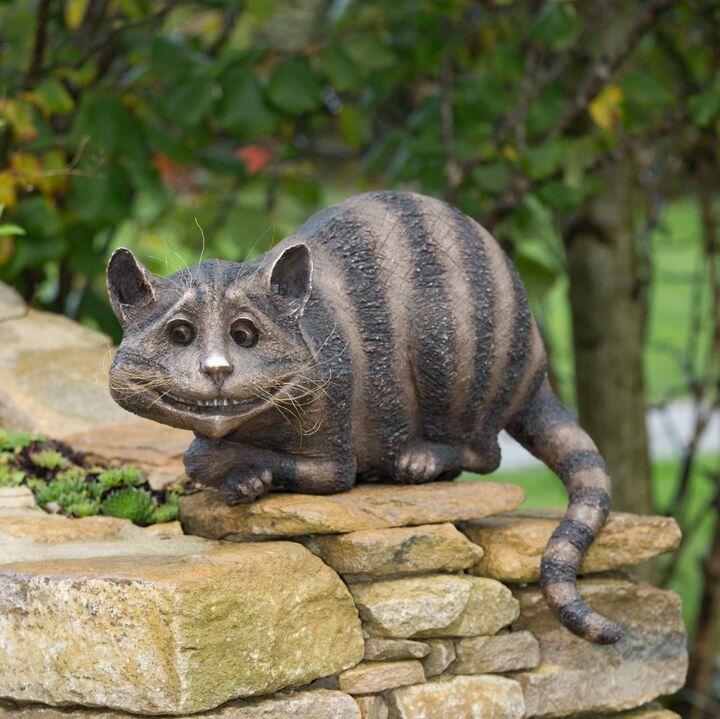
[506,378,622,644]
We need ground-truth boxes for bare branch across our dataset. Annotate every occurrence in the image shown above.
[22,0,53,90]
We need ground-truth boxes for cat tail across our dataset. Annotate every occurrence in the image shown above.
[506,377,622,644]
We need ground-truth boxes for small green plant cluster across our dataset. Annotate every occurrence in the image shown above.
[0,427,182,525]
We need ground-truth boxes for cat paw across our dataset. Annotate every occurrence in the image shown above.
[394,442,464,484]
[221,469,273,505]
[395,443,448,484]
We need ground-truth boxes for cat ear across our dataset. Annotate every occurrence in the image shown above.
[268,243,312,316]
[106,248,158,327]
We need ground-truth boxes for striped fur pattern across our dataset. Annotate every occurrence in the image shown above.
[106,190,620,643]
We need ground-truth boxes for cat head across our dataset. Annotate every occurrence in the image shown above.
[106,244,315,438]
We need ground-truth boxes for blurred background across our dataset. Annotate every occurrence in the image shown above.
[0,0,718,714]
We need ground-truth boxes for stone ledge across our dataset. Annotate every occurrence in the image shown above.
[0,689,361,718]
[0,542,364,715]
[462,510,681,583]
[385,675,526,719]
[312,523,484,578]
[350,574,518,639]
[179,481,525,538]
[511,578,688,717]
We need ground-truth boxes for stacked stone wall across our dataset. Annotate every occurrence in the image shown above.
[0,481,687,719]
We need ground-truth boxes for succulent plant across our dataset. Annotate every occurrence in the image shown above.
[97,466,144,490]
[101,488,157,525]
[29,450,70,471]
[65,500,101,517]
[0,464,25,487]
[0,429,44,453]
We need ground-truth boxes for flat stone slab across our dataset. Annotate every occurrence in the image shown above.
[511,578,687,717]
[385,675,525,719]
[313,523,484,578]
[338,660,425,694]
[363,638,431,661]
[462,510,682,583]
[350,574,518,639]
[0,689,361,718]
[0,542,364,715]
[180,482,525,538]
[0,511,206,565]
[451,631,541,675]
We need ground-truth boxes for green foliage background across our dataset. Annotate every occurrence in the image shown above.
[0,0,715,408]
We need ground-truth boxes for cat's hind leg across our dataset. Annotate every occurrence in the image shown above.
[393,440,499,483]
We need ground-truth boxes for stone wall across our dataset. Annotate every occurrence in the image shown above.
[0,481,687,719]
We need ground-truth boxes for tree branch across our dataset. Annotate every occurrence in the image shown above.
[22,0,53,90]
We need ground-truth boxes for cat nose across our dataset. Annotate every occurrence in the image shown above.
[200,351,233,384]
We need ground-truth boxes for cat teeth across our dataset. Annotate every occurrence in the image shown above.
[164,393,243,408]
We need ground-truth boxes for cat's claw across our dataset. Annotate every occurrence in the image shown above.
[221,469,273,505]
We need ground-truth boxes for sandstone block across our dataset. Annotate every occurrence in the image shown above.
[0,511,211,565]
[350,574,518,639]
[0,542,364,715]
[421,639,455,677]
[0,689,361,718]
[313,523,483,578]
[338,661,425,694]
[364,638,431,661]
[451,631,540,675]
[385,675,525,719]
[463,510,681,583]
[355,695,390,719]
[0,487,36,513]
[180,481,524,538]
[511,579,687,717]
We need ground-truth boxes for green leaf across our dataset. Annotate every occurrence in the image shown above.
[689,89,720,127]
[514,248,560,302]
[339,105,371,149]
[267,58,322,116]
[0,224,25,236]
[319,46,362,91]
[345,34,395,72]
[471,162,511,194]
[163,76,216,127]
[35,77,75,115]
[216,67,279,137]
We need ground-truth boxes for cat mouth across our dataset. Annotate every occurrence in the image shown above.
[156,391,259,416]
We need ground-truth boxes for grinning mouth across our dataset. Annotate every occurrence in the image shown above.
[158,391,257,415]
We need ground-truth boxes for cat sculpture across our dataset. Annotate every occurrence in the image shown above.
[106,190,620,644]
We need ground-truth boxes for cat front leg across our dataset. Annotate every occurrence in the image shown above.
[183,435,356,504]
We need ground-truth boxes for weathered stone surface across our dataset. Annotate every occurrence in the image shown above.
[463,510,682,583]
[511,579,688,717]
[0,689,361,718]
[0,511,210,565]
[364,638,431,661]
[0,304,190,487]
[0,307,132,436]
[385,675,525,719]
[0,281,25,322]
[0,542,364,714]
[355,695,389,719]
[421,639,455,678]
[180,482,525,538]
[350,574,518,639]
[0,486,36,513]
[338,661,425,694]
[451,631,541,675]
[63,421,192,490]
[313,523,483,578]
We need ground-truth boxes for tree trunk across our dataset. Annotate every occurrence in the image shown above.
[564,161,652,515]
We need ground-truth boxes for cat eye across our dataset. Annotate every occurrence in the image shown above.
[230,318,258,348]
[167,320,196,346]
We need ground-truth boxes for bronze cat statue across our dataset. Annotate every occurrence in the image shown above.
[106,190,620,644]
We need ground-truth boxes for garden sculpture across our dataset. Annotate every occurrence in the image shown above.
[107,191,620,644]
